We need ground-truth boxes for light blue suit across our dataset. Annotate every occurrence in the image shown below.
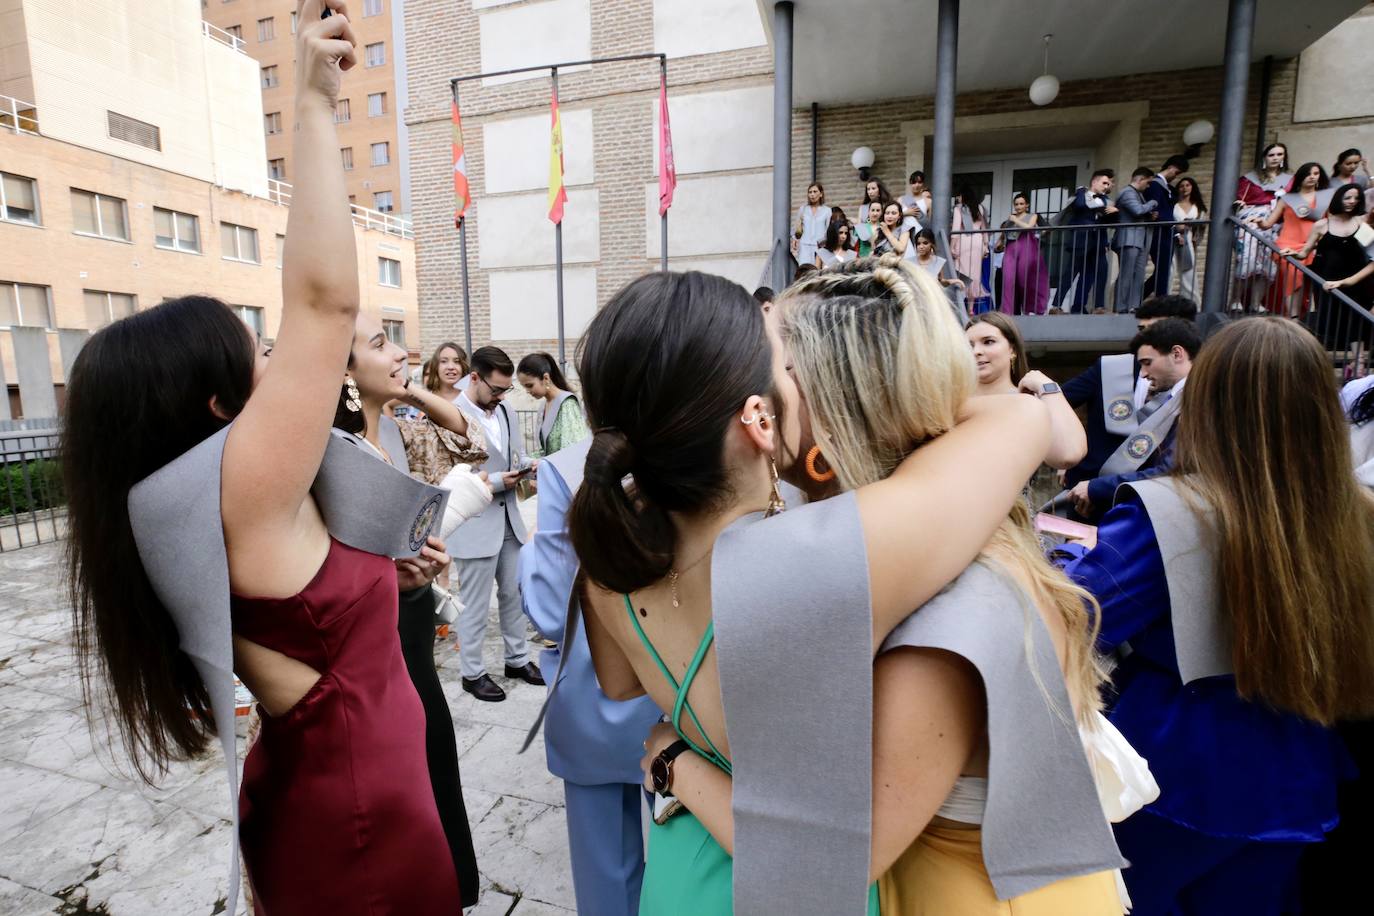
[518,438,661,916]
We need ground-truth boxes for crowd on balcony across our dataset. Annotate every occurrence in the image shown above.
[792,144,1374,318]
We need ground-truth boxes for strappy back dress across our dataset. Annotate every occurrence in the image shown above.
[623,596,881,915]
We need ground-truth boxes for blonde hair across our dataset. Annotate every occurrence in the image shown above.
[1174,317,1374,724]
[779,255,1107,727]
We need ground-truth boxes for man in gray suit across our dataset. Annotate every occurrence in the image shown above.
[1112,167,1160,313]
[449,346,544,701]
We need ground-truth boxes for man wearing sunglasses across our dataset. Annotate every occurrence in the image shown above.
[450,346,545,701]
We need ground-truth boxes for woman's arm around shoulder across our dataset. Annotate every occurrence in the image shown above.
[859,395,1051,647]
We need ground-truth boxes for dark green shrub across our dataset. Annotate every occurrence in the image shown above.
[1,458,64,516]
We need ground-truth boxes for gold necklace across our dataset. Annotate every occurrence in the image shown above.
[667,548,714,609]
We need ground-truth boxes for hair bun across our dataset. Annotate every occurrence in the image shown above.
[586,427,636,487]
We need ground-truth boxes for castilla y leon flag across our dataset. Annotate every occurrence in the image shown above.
[547,86,568,224]
[451,97,469,228]
[658,73,676,216]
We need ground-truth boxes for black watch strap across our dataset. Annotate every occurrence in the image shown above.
[658,738,691,763]
[652,739,692,796]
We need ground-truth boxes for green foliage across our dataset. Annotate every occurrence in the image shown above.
[1,458,64,516]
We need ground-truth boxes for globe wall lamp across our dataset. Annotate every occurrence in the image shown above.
[852,146,876,182]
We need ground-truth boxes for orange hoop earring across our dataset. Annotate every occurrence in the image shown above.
[805,445,836,483]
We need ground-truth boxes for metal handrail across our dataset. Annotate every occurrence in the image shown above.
[944,218,1210,237]
[1229,216,1374,324]
[0,94,38,136]
[202,21,247,53]
[264,179,413,240]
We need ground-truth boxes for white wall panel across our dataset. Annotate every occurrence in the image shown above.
[653,85,772,175]
[645,173,770,258]
[668,256,769,292]
[204,36,268,198]
[1294,12,1374,122]
[483,108,594,193]
[478,0,591,86]
[489,267,598,341]
[478,188,600,268]
[653,0,766,60]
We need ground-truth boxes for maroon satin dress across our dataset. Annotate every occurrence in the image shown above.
[232,539,463,915]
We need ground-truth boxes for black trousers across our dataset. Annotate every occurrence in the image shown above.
[398,585,480,907]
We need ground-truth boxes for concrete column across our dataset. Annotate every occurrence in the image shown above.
[1202,0,1256,314]
[930,0,959,241]
[771,1,794,289]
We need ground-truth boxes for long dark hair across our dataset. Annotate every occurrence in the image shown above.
[568,271,777,594]
[333,349,364,436]
[64,296,256,780]
[1333,148,1362,177]
[967,311,1028,385]
[517,351,571,391]
[824,218,852,252]
[957,186,984,224]
[1328,182,1367,217]
[861,178,893,208]
[423,341,467,393]
[1289,162,1330,192]
[1174,176,1208,214]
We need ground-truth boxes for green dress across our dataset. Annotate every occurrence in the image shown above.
[625,597,881,915]
[534,396,590,458]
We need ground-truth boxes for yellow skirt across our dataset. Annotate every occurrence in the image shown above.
[878,825,1121,915]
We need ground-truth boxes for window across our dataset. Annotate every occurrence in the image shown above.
[220,222,260,263]
[383,319,406,347]
[71,189,129,241]
[364,0,383,16]
[82,290,136,327]
[265,112,282,135]
[334,98,351,123]
[370,142,390,166]
[226,24,242,40]
[0,282,53,328]
[154,207,200,253]
[261,66,278,89]
[348,195,357,205]
[368,92,387,117]
[257,17,275,42]
[373,191,394,213]
[365,42,385,68]
[107,111,161,151]
[268,158,286,180]
[0,172,39,225]
[340,147,354,170]
[290,11,297,33]
[233,305,265,338]
[378,257,401,287]
[276,233,286,269]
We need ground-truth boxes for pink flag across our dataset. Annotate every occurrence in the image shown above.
[658,73,676,216]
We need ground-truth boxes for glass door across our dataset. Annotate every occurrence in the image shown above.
[953,152,1090,226]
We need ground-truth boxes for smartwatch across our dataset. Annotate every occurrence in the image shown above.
[1035,381,1062,398]
[650,739,692,797]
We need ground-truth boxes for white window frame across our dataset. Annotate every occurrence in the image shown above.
[0,172,40,226]
[378,257,401,288]
[365,42,385,68]
[290,11,297,33]
[340,147,354,170]
[383,318,406,347]
[233,304,265,338]
[226,24,242,40]
[261,65,278,89]
[373,191,394,213]
[257,17,275,42]
[221,222,260,264]
[334,98,351,123]
[83,289,136,325]
[153,207,201,253]
[276,234,286,269]
[371,142,390,167]
[1,281,55,329]
[71,188,130,242]
[265,111,282,135]
[363,0,383,17]
[268,158,286,180]
[368,92,387,118]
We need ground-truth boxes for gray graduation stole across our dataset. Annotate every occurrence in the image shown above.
[126,424,450,914]
[1116,477,1232,682]
[713,494,874,915]
[1100,353,1139,436]
[1098,389,1182,478]
[539,391,576,452]
[882,562,1124,898]
[1281,188,1336,221]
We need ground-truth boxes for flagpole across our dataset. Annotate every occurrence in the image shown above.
[451,81,473,353]
[660,58,669,273]
[552,67,567,373]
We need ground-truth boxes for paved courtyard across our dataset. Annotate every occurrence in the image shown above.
[0,497,578,916]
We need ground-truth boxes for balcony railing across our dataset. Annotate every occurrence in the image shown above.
[202,21,247,53]
[0,94,39,136]
[266,178,413,240]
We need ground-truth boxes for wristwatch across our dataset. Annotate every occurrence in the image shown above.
[1036,382,1063,398]
[650,739,692,797]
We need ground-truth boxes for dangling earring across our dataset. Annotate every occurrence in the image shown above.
[766,458,786,517]
[804,445,836,483]
[344,376,362,412]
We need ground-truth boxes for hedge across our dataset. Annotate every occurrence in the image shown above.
[1,458,64,516]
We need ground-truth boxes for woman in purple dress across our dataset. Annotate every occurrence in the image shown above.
[999,192,1049,314]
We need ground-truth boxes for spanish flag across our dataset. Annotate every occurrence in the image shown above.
[547,86,567,224]
[451,97,469,227]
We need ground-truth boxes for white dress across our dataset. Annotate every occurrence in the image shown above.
[794,204,832,266]
[1173,202,1200,301]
